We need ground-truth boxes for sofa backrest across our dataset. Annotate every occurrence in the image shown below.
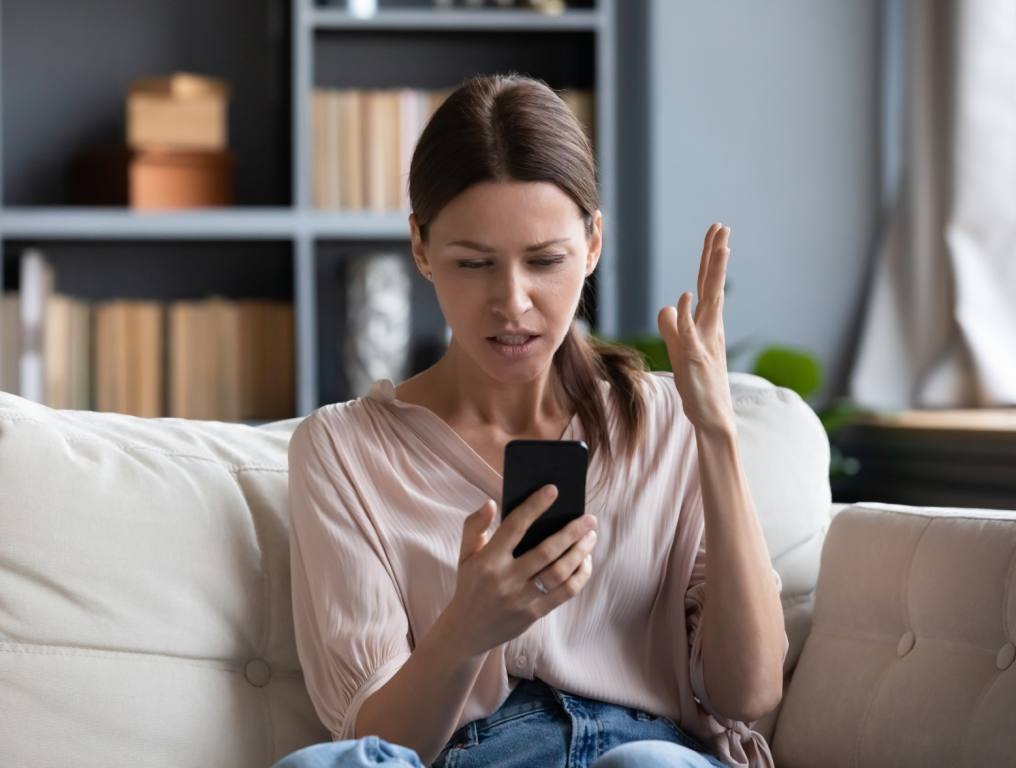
[0,371,831,766]
[772,502,1016,767]
[0,393,327,767]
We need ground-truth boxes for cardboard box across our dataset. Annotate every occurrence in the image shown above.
[127,72,230,151]
[129,148,235,210]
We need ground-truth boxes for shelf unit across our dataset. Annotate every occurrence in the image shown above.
[0,0,618,419]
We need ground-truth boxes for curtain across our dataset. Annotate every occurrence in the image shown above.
[849,0,1016,408]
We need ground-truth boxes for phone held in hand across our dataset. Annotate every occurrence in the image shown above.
[501,439,589,559]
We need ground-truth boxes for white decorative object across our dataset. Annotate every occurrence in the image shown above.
[343,252,411,398]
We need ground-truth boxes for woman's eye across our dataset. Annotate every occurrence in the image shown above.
[533,256,566,266]
[457,256,566,269]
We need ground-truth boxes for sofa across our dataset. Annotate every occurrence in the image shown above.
[1,372,1013,767]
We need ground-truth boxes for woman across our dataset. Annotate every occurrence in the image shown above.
[276,73,788,768]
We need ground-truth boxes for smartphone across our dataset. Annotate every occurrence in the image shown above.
[501,439,589,559]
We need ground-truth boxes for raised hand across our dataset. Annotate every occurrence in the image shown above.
[656,222,736,434]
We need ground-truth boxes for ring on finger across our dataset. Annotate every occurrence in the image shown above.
[533,576,548,594]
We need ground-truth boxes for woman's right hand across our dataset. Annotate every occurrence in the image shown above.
[443,485,599,659]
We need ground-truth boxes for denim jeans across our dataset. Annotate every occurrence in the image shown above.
[272,677,728,768]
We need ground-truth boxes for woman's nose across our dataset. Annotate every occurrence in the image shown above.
[492,271,533,317]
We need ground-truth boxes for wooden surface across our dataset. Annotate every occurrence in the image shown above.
[855,408,1016,433]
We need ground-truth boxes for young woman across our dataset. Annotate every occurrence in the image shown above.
[275,73,788,768]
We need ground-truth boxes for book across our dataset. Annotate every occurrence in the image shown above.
[310,87,459,212]
[237,299,294,419]
[68,299,92,410]
[361,90,387,210]
[338,89,364,209]
[169,297,294,420]
[0,293,20,395]
[312,89,331,208]
[94,300,163,417]
[207,296,241,421]
[397,88,423,211]
[168,300,204,418]
[44,294,72,409]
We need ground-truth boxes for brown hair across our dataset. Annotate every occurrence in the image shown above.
[408,72,651,479]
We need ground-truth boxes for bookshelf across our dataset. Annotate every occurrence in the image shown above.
[0,0,618,420]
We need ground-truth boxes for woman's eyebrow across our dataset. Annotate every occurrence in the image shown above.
[446,238,570,253]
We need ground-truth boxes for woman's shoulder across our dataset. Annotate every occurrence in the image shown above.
[288,395,385,461]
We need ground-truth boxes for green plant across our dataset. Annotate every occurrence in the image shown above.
[748,344,862,480]
[752,345,822,399]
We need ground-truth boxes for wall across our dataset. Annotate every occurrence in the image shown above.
[640,0,882,405]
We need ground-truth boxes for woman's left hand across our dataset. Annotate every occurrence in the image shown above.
[657,222,737,434]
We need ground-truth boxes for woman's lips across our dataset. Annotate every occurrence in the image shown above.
[487,335,540,358]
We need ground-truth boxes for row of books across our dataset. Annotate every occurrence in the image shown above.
[0,250,294,421]
[311,86,595,211]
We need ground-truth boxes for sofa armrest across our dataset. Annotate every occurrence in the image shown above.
[769,502,1016,768]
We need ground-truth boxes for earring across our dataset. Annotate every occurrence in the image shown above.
[425,272,433,281]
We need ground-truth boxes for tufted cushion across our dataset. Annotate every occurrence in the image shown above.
[0,391,329,768]
[772,502,1016,766]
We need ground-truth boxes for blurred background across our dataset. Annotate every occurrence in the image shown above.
[0,0,1013,507]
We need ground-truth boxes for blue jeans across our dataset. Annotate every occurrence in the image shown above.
[272,677,727,768]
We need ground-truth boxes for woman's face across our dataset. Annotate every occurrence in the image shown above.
[410,180,601,384]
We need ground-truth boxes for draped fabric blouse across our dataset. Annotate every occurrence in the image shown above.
[287,370,788,767]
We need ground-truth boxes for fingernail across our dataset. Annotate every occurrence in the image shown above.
[587,530,597,543]
[546,484,558,497]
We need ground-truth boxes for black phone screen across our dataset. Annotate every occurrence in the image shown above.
[501,439,588,559]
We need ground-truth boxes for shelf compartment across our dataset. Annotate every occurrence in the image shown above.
[1,0,291,207]
[1,238,296,421]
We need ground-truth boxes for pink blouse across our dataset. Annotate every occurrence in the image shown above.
[287,370,788,767]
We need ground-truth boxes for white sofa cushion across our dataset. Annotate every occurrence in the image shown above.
[0,393,328,767]
[726,372,833,743]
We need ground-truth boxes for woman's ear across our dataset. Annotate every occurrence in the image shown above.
[586,209,603,277]
[408,213,432,280]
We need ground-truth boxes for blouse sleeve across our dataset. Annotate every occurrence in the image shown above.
[684,463,790,721]
[287,413,413,742]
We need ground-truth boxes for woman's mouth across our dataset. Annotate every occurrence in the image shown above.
[487,335,540,358]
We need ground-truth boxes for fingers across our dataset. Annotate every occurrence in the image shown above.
[697,222,722,301]
[657,294,701,357]
[700,226,730,329]
[460,500,497,565]
[657,304,678,343]
[528,526,597,594]
[515,512,597,577]
[534,545,594,608]
[492,484,559,556]
[677,292,696,337]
